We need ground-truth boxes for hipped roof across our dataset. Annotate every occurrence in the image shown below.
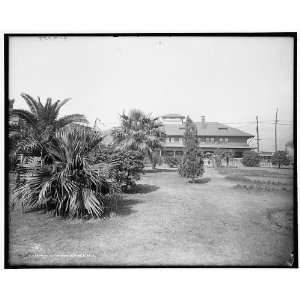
[163,122,254,137]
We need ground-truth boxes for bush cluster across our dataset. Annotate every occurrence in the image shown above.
[241,151,260,167]
[164,156,180,167]
[106,150,145,191]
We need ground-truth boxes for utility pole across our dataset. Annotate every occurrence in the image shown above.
[256,115,260,153]
[275,108,278,152]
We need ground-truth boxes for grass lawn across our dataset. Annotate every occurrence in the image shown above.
[8,167,295,266]
[217,167,294,192]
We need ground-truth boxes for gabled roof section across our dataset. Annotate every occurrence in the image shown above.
[163,122,254,137]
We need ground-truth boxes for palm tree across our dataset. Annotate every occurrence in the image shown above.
[112,109,165,168]
[13,125,120,218]
[10,93,88,162]
[12,93,88,131]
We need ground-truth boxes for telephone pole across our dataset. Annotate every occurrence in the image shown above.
[274,108,278,152]
[256,115,260,153]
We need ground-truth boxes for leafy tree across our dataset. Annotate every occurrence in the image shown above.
[271,151,290,168]
[178,116,204,182]
[111,109,165,169]
[13,125,120,218]
[242,151,260,167]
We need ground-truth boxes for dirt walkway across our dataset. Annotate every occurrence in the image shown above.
[10,167,294,266]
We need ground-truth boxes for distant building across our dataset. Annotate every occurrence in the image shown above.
[160,114,255,158]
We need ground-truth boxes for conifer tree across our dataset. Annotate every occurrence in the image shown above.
[178,116,204,182]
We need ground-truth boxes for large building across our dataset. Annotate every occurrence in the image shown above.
[160,114,255,158]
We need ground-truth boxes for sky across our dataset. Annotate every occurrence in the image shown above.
[9,36,294,152]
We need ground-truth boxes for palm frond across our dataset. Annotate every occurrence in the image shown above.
[55,114,88,128]
[20,93,39,115]
[11,109,38,128]
[56,98,71,111]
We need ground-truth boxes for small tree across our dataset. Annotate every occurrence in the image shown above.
[271,151,290,168]
[242,151,260,167]
[178,116,204,182]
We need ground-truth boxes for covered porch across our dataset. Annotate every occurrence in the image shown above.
[160,148,184,158]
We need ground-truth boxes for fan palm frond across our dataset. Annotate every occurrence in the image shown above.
[20,93,39,115]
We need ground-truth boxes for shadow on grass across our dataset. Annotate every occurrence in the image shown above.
[127,184,160,194]
[188,178,211,184]
[145,168,177,173]
[117,199,143,217]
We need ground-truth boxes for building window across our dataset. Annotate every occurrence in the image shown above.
[168,137,172,143]
[210,137,215,143]
[174,137,179,142]
[225,138,229,143]
[206,137,210,143]
[219,138,223,143]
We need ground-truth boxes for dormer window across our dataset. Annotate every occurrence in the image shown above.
[218,127,228,130]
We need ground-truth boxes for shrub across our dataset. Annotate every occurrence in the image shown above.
[271,151,290,168]
[242,151,260,167]
[164,156,180,167]
[106,150,145,191]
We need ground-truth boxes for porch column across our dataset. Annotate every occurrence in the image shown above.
[159,150,162,157]
[174,151,176,158]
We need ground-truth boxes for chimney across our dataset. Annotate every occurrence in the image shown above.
[201,115,206,128]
